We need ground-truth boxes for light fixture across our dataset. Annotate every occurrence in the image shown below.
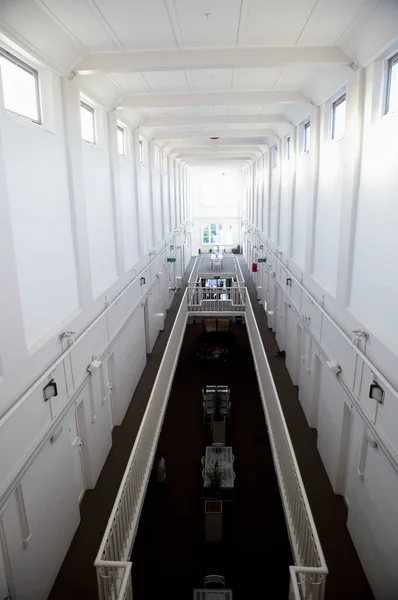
[259,244,264,250]
[170,244,174,251]
[286,278,292,286]
[140,277,146,285]
[369,381,384,404]
[43,379,58,402]
[87,359,102,374]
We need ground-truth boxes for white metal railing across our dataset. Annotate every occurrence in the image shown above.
[245,294,328,599]
[188,256,200,284]
[94,291,188,600]
[187,286,246,313]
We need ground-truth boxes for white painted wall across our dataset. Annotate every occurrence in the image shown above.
[243,44,398,600]
[0,53,191,600]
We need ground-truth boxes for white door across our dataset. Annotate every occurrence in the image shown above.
[69,405,86,504]
[312,354,322,429]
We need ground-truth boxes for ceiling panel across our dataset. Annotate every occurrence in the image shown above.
[40,0,118,51]
[139,107,168,115]
[0,0,80,72]
[226,123,255,130]
[165,106,199,114]
[92,0,177,49]
[142,70,189,93]
[233,68,282,90]
[227,105,264,115]
[111,72,149,92]
[198,105,229,114]
[273,66,320,90]
[173,0,242,47]
[298,1,366,45]
[76,73,120,106]
[200,124,228,130]
[190,69,234,91]
[240,0,317,45]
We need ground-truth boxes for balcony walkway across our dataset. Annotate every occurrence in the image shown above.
[48,256,373,600]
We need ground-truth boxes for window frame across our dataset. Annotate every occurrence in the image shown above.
[303,120,311,153]
[139,139,144,163]
[272,145,278,168]
[331,93,347,140]
[80,100,96,144]
[286,136,291,160]
[117,125,125,155]
[385,52,398,115]
[0,47,41,124]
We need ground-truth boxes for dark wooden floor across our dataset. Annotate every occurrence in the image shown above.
[48,256,374,600]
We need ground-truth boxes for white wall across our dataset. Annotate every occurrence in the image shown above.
[191,168,242,253]
[243,44,398,600]
[0,45,191,600]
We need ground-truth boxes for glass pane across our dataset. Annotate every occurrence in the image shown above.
[139,140,143,162]
[80,103,95,143]
[203,237,209,244]
[0,54,39,121]
[210,234,218,244]
[332,98,346,139]
[304,123,310,152]
[117,127,124,155]
[210,224,217,234]
[387,59,398,113]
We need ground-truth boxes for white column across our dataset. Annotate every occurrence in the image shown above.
[107,110,125,274]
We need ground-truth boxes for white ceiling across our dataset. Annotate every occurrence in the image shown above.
[0,0,396,166]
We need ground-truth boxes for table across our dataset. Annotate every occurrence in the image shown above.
[211,253,223,271]
[204,446,234,489]
[193,590,233,600]
[202,386,230,421]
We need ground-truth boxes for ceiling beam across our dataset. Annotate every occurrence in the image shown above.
[75,46,352,74]
[144,115,289,127]
[153,129,276,140]
[119,91,310,108]
[164,141,267,149]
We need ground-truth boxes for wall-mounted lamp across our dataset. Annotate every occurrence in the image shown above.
[43,379,58,402]
[286,278,292,286]
[140,277,146,285]
[369,381,384,404]
[170,244,174,251]
[259,244,264,250]
[87,359,102,374]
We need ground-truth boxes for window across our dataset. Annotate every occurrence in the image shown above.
[202,223,233,245]
[117,125,125,155]
[0,48,40,122]
[272,145,278,168]
[80,101,95,144]
[139,139,144,163]
[331,94,346,139]
[286,136,291,160]
[303,121,310,152]
[385,52,398,114]
[154,146,160,170]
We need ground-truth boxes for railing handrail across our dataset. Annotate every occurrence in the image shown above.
[245,292,327,572]
[94,289,189,574]
[243,219,398,403]
[0,222,190,427]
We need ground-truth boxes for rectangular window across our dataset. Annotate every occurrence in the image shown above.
[286,136,291,160]
[80,101,95,144]
[385,52,398,114]
[272,145,278,168]
[0,48,41,122]
[304,121,310,152]
[117,125,125,155]
[202,224,233,245]
[154,146,160,170]
[331,94,346,139]
[139,139,144,163]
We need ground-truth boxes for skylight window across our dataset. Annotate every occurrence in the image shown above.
[331,95,346,139]
[386,52,398,114]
